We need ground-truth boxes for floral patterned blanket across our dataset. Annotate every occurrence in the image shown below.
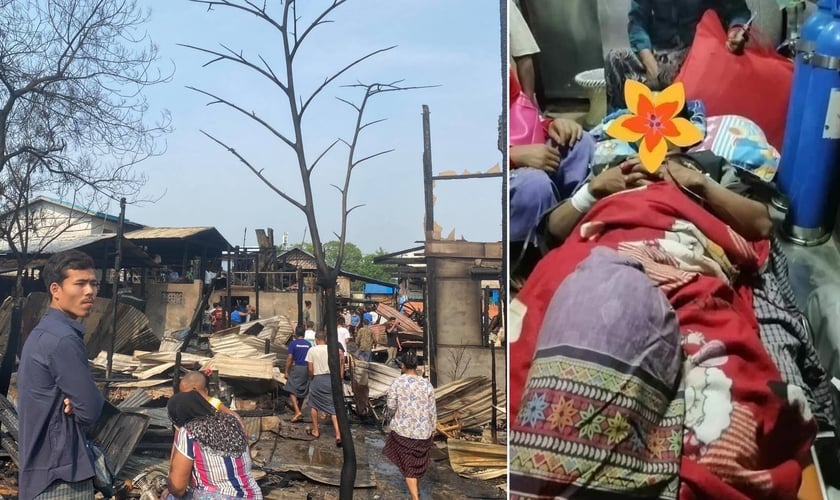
[509,183,816,499]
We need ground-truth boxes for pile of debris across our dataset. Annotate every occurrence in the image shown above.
[89,315,293,400]
[0,297,506,496]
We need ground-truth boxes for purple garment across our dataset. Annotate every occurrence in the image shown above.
[510,133,594,244]
[536,246,681,384]
[510,247,684,498]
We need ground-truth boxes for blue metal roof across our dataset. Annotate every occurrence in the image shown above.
[364,283,396,295]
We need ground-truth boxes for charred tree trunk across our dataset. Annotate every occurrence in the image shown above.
[318,272,356,498]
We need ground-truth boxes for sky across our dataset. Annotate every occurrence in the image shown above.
[118,0,504,254]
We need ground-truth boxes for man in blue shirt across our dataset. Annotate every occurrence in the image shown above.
[230,306,246,325]
[605,0,751,111]
[18,250,105,499]
[283,326,312,423]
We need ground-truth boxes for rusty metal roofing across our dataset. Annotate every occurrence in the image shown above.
[375,303,422,333]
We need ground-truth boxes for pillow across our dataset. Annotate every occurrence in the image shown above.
[688,115,779,182]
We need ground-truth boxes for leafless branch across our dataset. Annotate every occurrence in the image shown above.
[299,46,396,117]
[178,43,288,93]
[0,0,172,204]
[199,130,305,212]
[309,138,340,174]
[352,149,394,168]
[290,0,346,58]
[186,86,296,149]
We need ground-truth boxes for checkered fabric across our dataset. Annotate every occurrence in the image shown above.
[34,479,94,499]
[754,234,836,430]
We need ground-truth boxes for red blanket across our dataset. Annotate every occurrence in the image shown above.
[510,183,815,498]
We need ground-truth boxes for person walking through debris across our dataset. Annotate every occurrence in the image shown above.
[303,300,312,324]
[179,370,244,430]
[163,390,262,499]
[18,250,105,499]
[355,318,376,362]
[383,349,437,500]
[350,308,360,335]
[304,320,316,346]
[210,303,227,333]
[336,315,351,353]
[305,330,343,446]
[284,325,311,423]
[385,316,402,366]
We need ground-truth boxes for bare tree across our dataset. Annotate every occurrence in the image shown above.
[0,0,172,200]
[184,1,427,496]
[0,152,103,298]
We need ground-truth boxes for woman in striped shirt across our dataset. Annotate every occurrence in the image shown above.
[164,391,262,499]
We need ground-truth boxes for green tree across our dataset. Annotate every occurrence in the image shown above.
[292,241,393,288]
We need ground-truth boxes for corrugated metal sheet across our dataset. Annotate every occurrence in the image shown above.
[0,233,115,254]
[117,388,153,409]
[344,359,400,399]
[24,292,160,357]
[375,303,422,333]
[435,376,506,430]
[90,351,140,373]
[124,227,214,239]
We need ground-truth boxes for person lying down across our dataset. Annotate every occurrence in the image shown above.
[508,154,818,499]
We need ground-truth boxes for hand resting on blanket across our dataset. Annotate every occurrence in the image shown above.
[545,154,772,246]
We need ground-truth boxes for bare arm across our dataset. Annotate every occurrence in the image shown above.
[167,428,194,497]
[514,55,537,101]
[545,199,588,246]
[545,164,649,246]
[167,450,193,496]
[695,178,772,241]
[285,353,293,379]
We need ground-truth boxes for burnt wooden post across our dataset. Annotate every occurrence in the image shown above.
[254,252,260,319]
[0,300,23,396]
[173,351,182,394]
[485,286,498,444]
[422,105,437,386]
[296,267,303,327]
[106,197,126,380]
[225,247,233,328]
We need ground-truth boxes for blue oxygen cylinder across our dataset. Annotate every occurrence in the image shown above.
[784,0,840,246]
[775,0,835,211]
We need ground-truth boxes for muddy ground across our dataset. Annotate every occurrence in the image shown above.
[253,415,507,499]
[0,417,506,499]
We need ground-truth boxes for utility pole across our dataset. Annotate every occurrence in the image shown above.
[106,197,126,379]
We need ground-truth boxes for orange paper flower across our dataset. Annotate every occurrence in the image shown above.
[605,80,703,173]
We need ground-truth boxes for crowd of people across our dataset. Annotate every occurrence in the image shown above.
[16,249,436,500]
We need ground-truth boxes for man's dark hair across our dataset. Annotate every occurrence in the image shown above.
[306,320,315,329]
[337,316,345,326]
[42,250,95,290]
[295,325,306,337]
[305,300,312,307]
[399,348,419,369]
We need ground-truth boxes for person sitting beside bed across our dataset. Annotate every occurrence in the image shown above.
[605,0,751,111]
[509,153,820,499]
[509,68,595,280]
